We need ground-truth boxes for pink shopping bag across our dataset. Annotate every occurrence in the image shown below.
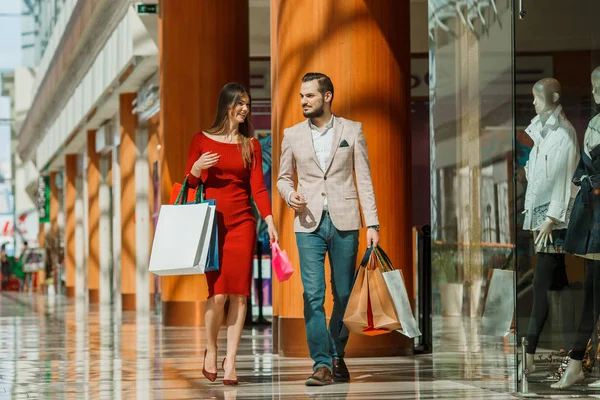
[272,241,294,282]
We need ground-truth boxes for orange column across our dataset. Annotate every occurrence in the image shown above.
[270,7,281,355]
[87,130,100,304]
[120,93,138,310]
[271,0,413,357]
[50,172,59,230]
[272,269,280,354]
[158,0,249,326]
[65,155,77,297]
[38,224,45,247]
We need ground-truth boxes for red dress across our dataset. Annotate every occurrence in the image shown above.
[185,132,272,298]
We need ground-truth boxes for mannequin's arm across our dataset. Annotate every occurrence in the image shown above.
[547,136,579,223]
[572,152,586,186]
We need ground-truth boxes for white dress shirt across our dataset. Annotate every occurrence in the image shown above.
[310,116,335,209]
[287,115,335,210]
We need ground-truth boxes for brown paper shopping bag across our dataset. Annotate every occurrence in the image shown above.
[342,266,370,334]
[367,266,402,333]
[343,247,401,336]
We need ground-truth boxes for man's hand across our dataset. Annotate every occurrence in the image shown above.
[535,218,555,248]
[289,192,308,212]
[367,228,380,247]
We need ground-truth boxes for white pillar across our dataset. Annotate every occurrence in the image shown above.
[75,154,87,302]
[99,156,111,307]
[135,125,150,314]
[112,142,122,318]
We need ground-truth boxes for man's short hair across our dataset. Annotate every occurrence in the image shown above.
[302,72,334,103]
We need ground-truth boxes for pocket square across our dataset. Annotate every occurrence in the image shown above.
[339,139,349,148]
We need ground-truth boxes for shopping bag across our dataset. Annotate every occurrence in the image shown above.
[202,198,219,272]
[342,264,370,334]
[271,241,293,282]
[480,268,515,336]
[374,247,422,338]
[173,176,219,272]
[169,176,198,205]
[343,247,402,336]
[21,248,46,273]
[149,178,216,275]
[364,266,403,335]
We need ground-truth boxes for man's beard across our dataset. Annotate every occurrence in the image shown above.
[303,104,324,119]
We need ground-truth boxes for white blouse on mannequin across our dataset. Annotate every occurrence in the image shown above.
[523,105,579,233]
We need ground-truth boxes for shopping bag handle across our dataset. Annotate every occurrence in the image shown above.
[272,241,281,253]
[174,175,205,205]
[359,246,373,269]
[351,246,373,287]
[372,246,394,272]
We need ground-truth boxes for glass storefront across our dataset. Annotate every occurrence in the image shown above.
[514,0,600,395]
[429,0,600,395]
[429,0,515,310]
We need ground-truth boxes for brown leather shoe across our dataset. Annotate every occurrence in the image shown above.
[305,367,334,386]
[332,358,350,382]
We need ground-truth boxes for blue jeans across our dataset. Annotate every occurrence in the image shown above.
[296,211,359,371]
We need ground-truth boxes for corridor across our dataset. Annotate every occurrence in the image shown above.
[0,292,523,399]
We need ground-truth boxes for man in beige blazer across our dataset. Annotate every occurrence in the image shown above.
[277,72,380,386]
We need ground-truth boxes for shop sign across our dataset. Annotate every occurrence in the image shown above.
[37,176,50,223]
[136,3,158,15]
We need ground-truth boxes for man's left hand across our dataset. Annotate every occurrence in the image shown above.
[367,228,380,247]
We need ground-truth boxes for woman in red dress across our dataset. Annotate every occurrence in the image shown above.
[186,83,277,385]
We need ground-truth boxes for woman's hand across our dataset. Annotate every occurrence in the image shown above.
[191,152,220,177]
[265,216,279,244]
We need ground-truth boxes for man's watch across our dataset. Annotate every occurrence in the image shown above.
[367,225,380,232]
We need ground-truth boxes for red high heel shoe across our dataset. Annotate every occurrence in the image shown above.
[202,349,217,382]
[222,358,239,386]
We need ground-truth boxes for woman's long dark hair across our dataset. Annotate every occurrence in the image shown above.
[205,83,254,168]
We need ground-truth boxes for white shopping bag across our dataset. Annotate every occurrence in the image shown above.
[480,269,515,337]
[22,248,46,273]
[149,202,214,275]
[373,246,422,339]
[382,269,422,338]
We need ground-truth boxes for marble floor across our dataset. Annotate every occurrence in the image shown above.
[1,293,600,399]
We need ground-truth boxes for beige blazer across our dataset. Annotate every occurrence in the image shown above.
[277,117,379,232]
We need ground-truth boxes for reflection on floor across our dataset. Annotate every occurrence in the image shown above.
[0,292,598,399]
[525,353,600,398]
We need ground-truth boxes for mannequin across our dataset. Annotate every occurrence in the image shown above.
[552,66,600,390]
[518,78,579,381]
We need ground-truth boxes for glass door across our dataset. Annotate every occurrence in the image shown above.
[428,0,516,392]
[514,0,600,395]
